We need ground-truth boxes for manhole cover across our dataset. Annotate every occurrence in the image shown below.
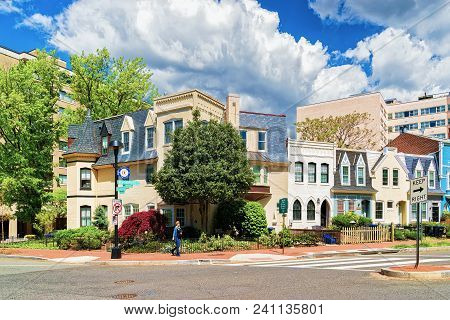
[114,280,135,284]
[113,293,138,300]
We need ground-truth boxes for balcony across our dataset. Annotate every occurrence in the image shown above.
[244,185,271,201]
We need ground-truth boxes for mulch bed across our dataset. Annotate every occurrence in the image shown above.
[390,265,450,272]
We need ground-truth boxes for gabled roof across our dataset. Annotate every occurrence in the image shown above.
[387,133,439,155]
[333,149,377,193]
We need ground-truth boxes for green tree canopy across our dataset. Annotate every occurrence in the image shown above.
[34,188,67,234]
[62,48,159,129]
[0,51,63,222]
[296,112,376,149]
[154,110,254,231]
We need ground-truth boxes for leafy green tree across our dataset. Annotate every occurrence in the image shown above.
[92,206,109,230]
[62,48,159,129]
[33,188,67,234]
[296,112,376,149]
[154,110,254,232]
[0,51,63,222]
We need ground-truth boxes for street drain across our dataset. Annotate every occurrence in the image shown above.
[114,280,135,284]
[113,293,138,300]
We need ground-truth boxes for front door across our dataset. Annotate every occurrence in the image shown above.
[361,200,370,218]
[320,201,328,227]
[432,204,440,222]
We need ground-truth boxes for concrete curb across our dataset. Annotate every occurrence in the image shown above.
[297,248,400,259]
[381,267,450,280]
[86,259,231,266]
[398,246,450,253]
[0,254,48,261]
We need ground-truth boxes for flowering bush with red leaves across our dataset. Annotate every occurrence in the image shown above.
[118,210,166,242]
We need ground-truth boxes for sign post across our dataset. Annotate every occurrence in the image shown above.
[410,177,428,269]
[278,198,288,255]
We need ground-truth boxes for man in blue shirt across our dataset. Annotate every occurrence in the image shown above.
[171,221,182,256]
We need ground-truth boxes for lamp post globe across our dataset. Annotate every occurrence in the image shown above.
[109,140,123,259]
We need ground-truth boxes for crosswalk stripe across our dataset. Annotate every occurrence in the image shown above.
[326,258,450,270]
[241,257,378,267]
[281,257,411,269]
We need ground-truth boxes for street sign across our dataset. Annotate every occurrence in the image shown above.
[118,180,140,187]
[118,166,130,180]
[279,198,288,214]
[112,199,123,216]
[112,215,118,226]
[410,177,428,204]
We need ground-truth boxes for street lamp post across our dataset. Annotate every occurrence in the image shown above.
[110,140,123,259]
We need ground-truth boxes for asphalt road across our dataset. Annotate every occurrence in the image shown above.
[0,250,449,300]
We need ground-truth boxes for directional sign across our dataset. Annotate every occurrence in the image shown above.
[117,166,130,180]
[278,198,288,214]
[410,177,428,204]
[118,180,140,187]
[112,199,123,215]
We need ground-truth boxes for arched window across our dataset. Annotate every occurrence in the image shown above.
[307,200,315,221]
[293,200,301,221]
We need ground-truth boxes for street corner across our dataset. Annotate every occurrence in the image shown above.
[381,264,450,280]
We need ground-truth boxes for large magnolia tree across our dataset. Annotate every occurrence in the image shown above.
[296,112,377,149]
[154,110,254,231]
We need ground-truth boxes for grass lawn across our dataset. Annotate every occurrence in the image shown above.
[392,237,450,249]
[0,239,58,250]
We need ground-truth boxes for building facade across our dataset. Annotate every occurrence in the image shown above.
[64,90,288,233]
[0,45,79,239]
[287,140,334,229]
[297,91,450,149]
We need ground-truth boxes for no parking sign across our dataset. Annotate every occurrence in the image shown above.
[112,199,122,216]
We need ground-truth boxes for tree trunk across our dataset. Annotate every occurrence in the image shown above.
[199,200,206,232]
[205,202,209,234]
[1,220,4,241]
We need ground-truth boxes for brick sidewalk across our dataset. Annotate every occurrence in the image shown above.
[0,240,415,261]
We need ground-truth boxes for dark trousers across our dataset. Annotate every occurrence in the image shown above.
[171,238,181,256]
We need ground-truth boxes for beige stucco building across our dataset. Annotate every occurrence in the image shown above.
[297,91,450,149]
[64,89,288,233]
[0,45,79,239]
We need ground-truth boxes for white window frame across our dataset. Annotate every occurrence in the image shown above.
[257,131,266,151]
[175,207,186,227]
[162,208,174,227]
[447,172,450,190]
[240,130,247,148]
[145,126,155,150]
[356,166,365,186]
[121,131,132,154]
[320,163,329,184]
[382,168,389,186]
[164,119,183,145]
[428,170,435,189]
[308,162,316,184]
[341,165,350,185]
[392,168,399,187]
[294,161,303,183]
[101,136,108,155]
[375,201,384,220]
[59,174,67,185]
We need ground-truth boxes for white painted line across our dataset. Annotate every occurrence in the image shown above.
[327,258,450,270]
[255,257,400,268]
[227,256,371,267]
[284,257,411,269]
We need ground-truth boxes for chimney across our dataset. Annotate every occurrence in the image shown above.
[225,93,240,128]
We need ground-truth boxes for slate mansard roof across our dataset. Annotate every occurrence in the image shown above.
[239,111,288,163]
[332,149,377,193]
[66,109,157,166]
[396,154,441,192]
[66,109,288,166]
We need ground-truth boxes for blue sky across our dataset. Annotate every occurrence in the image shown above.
[1,0,449,120]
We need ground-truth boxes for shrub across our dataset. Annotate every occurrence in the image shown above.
[278,227,293,247]
[118,210,166,243]
[215,199,246,235]
[394,229,406,241]
[331,212,373,229]
[241,202,267,238]
[441,211,450,221]
[54,226,108,250]
[24,234,36,240]
[258,233,279,248]
[92,206,108,230]
[181,226,201,239]
[293,233,320,246]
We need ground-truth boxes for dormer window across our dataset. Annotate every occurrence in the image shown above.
[428,171,435,188]
[122,131,131,154]
[258,131,266,151]
[356,155,366,186]
[146,127,155,149]
[340,153,350,186]
[101,136,108,155]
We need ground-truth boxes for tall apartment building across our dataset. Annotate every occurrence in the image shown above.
[0,45,79,238]
[64,90,288,233]
[297,92,389,150]
[297,91,450,149]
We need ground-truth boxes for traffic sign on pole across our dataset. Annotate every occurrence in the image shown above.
[112,199,123,216]
[278,198,288,215]
[409,176,428,269]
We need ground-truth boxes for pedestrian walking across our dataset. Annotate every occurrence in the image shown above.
[171,221,182,256]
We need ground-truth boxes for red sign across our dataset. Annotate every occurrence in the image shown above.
[112,199,122,215]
